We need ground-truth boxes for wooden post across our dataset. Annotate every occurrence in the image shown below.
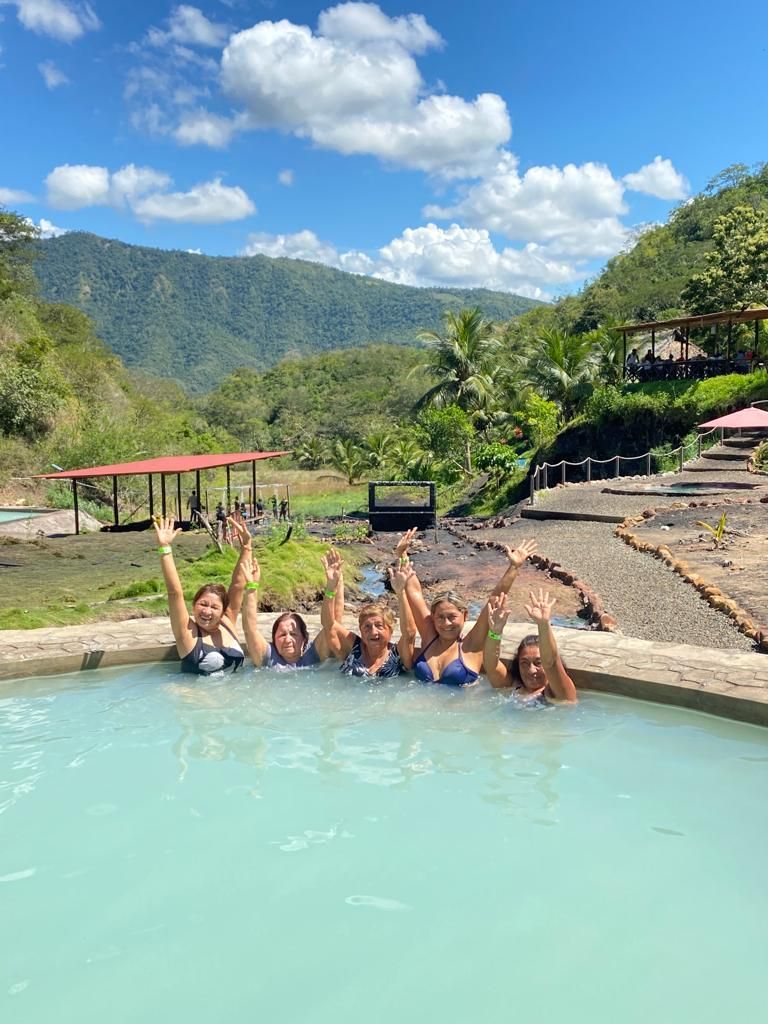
[560,461,566,485]
[226,464,231,511]
[727,319,733,362]
[112,475,119,527]
[176,474,182,522]
[529,472,535,505]
[685,326,690,364]
[622,333,627,379]
[645,453,651,476]
[286,484,291,518]
[698,435,702,458]
[196,470,201,514]
[755,319,760,361]
[161,475,167,517]
[678,446,684,473]
[651,328,656,360]
[586,459,592,482]
[251,460,257,514]
[614,456,620,478]
[148,475,154,518]
[72,479,80,535]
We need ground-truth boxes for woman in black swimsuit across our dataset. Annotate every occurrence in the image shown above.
[153,515,247,675]
[321,549,417,679]
[483,589,577,702]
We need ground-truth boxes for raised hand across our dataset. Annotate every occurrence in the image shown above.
[393,527,418,561]
[228,516,252,549]
[387,561,414,594]
[505,537,538,569]
[487,592,510,634]
[153,514,182,548]
[524,589,556,624]
[241,554,261,585]
[321,547,343,591]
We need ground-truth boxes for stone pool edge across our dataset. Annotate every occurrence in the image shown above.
[1,615,767,727]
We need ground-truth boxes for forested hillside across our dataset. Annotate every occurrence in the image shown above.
[35,233,540,393]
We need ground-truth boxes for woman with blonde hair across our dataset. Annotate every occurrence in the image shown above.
[321,549,416,678]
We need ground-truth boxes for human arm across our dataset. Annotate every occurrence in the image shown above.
[388,563,417,668]
[524,589,577,703]
[240,554,269,667]
[320,549,355,659]
[464,538,538,651]
[152,515,194,656]
[483,592,514,689]
[226,517,253,622]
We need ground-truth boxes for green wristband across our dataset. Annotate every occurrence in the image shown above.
[157,545,172,555]
[487,629,502,641]
[245,581,260,590]
[324,589,336,598]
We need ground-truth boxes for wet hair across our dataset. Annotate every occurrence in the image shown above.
[358,602,395,630]
[192,584,228,612]
[430,591,469,616]
[511,633,569,686]
[271,612,309,651]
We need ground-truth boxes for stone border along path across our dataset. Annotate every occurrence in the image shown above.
[1,614,768,727]
[455,440,768,652]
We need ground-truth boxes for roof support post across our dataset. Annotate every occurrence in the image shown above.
[685,325,690,363]
[161,475,167,517]
[226,464,231,511]
[651,328,656,359]
[251,460,257,514]
[112,475,119,528]
[176,473,182,522]
[148,475,154,518]
[72,479,80,536]
[196,470,201,515]
[622,332,627,379]
[755,319,760,359]
[727,319,733,361]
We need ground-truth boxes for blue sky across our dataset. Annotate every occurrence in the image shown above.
[0,0,765,299]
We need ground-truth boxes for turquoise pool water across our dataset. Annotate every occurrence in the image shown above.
[1,667,766,1023]
[0,510,44,523]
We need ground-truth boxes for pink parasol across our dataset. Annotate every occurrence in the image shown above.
[698,407,768,429]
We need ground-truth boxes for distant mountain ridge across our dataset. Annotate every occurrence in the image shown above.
[35,233,542,394]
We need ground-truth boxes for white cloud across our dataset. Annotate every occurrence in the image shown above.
[45,163,255,224]
[623,156,689,200]
[317,2,443,54]
[46,163,110,208]
[277,169,294,186]
[38,59,69,88]
[425,153,631,259]
[5,0,100,42]
[241,222,576,299]
[0,186,35,204]
[147,4,229,48]
[173,108,243,147]
[37,217,68,238]
[219,10,509,174]
[131,178,255,223]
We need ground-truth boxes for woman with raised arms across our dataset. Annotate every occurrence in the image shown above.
[483,588,577,703]
[399,529,539,687]
[321,548,417,679]
[237,541,344,670]
[153,514,249,675]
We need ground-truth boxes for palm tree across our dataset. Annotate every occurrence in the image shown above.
[527,328,599,419]
[361,431,393,472]
[414,307,500,415]
[330,438,366,485]
[295,436,329,469]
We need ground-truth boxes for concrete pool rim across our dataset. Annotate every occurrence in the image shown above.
[1,614,767,728]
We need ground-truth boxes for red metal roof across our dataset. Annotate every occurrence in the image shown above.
[37,450,292,480]
[698,408,768,429]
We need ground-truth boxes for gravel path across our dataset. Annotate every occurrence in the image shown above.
[471,519,756,650]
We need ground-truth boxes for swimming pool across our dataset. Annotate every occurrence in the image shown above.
[0,510,45,524]
[1,666,766,1022]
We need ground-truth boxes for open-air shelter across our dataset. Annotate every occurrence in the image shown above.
[619,307,768,380]
[36,450,291,534]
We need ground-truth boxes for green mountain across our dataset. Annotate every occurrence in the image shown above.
[34,232,541,393]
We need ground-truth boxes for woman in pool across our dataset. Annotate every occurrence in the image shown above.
[321,549,417,678]
[399,531,538,687]
[154,514,248,675]
[237,549,344,670]
[483,588,577,703]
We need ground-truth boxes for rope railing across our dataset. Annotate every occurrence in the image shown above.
[529,426,722,504]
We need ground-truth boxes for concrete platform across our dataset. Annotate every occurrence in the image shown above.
[1,615,767,727]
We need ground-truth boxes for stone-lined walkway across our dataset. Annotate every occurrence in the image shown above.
[1,614,768,726]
